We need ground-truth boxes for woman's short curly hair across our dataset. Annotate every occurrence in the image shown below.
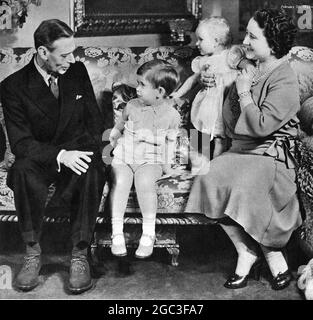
[253,9,297,58]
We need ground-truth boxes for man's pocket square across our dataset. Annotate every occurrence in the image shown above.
[76,95,83,100]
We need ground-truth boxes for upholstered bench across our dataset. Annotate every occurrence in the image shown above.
[1,45,313,266]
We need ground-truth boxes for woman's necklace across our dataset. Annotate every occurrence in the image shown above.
[252,57,286,86]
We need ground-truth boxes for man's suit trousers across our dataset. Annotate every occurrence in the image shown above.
[7,154,106,246]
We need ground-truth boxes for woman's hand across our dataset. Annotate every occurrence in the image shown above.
[200,71,217,88]
[235,64,256,94]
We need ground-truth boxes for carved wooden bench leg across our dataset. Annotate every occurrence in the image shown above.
[166,246,180,267]
[93,223,181,266]
[154,225,179,266]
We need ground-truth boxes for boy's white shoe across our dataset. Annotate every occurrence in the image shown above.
[111,234,127,257]
[135,234,156,259]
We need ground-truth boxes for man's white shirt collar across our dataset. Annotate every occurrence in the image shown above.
[34,55,55,86]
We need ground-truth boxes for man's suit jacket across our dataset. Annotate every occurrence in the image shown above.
[1,58,105,170]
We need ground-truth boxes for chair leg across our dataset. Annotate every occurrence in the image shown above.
[166,246,180,267]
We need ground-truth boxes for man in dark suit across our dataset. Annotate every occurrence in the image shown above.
[1,19,106,294]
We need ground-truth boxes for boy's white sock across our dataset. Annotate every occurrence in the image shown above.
[111,217,124,239]
[142,217,156,239]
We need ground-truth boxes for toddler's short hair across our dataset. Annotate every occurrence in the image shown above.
[137,59,180,97]
[199,16,232,48]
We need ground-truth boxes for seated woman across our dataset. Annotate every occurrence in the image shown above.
[185,8,302,290]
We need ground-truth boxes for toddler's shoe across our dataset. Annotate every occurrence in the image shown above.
[111,234,127,257]
[135,234,156,259]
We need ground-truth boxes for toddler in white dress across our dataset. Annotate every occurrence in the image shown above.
[172,17,237,160]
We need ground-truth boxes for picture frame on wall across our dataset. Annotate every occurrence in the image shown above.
[70,0,202,37]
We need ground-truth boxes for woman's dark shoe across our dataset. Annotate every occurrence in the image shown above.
[271,270,293,291]
[224,259,262,289]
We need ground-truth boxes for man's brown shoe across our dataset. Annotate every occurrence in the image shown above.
[14,255,41,292]
[68,256,92,294]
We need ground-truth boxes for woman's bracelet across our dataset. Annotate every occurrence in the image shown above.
[238,91,251,100]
